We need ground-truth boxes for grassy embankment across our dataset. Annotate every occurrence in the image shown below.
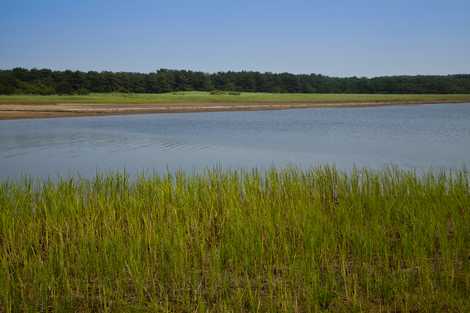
[2,91,470,105]
[2,92,470,119]
[1,167,469,312]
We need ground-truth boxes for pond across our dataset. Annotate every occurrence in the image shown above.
[1,103,470,180]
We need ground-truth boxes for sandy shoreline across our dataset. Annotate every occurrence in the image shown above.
[0,100,468,120]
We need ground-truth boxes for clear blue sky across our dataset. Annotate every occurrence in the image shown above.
[1,0,469,77]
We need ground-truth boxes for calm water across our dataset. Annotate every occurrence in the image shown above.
[1,103,470,180]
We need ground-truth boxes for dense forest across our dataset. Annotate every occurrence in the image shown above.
[1,68,470,95]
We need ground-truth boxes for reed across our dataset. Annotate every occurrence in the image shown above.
[1,167,469,312]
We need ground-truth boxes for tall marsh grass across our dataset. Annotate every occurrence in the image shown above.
[1,167,469,312]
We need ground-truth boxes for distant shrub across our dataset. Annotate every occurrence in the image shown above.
[55,82,74,95]
[18,81,56,95]
[210,90,226,95]
[76,88,90,95]
[0,85,15,95]
[210,90,240,96]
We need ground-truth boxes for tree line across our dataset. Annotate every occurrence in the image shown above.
[1,68,470,95]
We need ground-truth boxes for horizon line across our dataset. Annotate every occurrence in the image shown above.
[1,67,470,79]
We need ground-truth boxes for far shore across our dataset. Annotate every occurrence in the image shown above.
[1,92,470,120]
[1,100,470,120]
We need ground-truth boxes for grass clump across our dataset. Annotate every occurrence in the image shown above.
[1,167,469,312]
